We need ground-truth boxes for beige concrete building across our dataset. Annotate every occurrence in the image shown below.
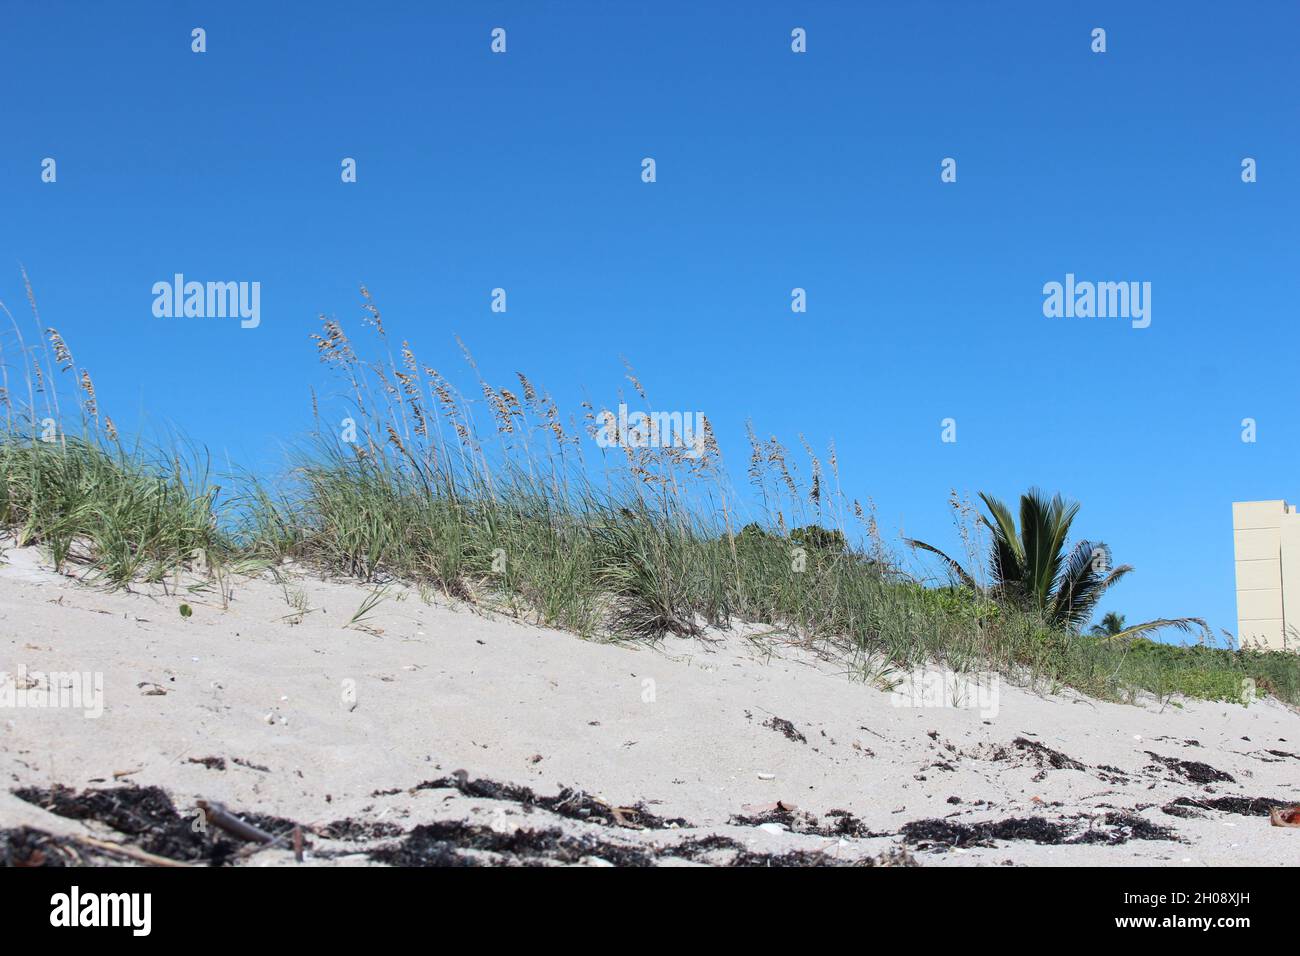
[1233,500,1300,649]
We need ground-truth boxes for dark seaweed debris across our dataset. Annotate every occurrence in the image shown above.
[664,834,748,861]
[825,808,880,838]
[11,785,300,865]
[1144,752,1235,785]
[1095,764,1132,784]
[14,785,228,863]
[727,806,888,839]
[370,822,914,867]
[314,819,406,842]
[901,812,1177,849]
[1,827,79,866]
[763,717,807,744]
[370,820,655,866]
[187,756,226,771]
[1165,795,1293,817]
[8,779,907,867]
[1013,737,1086,774]
[727,846,915,868]
[400,772,690,829]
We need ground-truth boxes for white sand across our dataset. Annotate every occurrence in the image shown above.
[2,543,1298,866]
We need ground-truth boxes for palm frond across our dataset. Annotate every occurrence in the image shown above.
[977,492,1024,595]
[904,537,981,591]
[1017,488,1078,616]
[1097,616,1211,645]
[1051,540,1132,630]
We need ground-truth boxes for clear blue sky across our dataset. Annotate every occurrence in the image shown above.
[4,1,1297,639]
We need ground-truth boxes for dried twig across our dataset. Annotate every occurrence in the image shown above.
[78,836,195,868]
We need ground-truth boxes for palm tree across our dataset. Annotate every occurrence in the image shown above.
[907,488,1208,642]
[1090,611,1126,637]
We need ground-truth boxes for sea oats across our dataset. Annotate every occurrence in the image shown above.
[799,435,822,506]
[701,416,718,460]
[767,437,797,498]
[46,328,74,372]
[455,335,478,371]
[409,398,428,438]
[79,369,97,419]
[516,372,537,405]
[745,421,764,488]
[621,357,646,400]
[359,285,385,336]
[481,381,513,434]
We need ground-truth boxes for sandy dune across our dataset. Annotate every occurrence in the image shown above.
[2,543,1298,866]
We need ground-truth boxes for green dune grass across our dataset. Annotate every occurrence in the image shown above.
[3,285,1296,708]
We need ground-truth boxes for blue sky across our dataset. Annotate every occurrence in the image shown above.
[4,1,1298,639]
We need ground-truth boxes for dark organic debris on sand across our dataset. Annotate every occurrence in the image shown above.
[1095,764,1132,784]
[313,819,406,842]
[369,821,915,867]
[15,785,233,863]
[723,846,916,868]
[1013,737,1087,775]
[762,717,808,744]
[967,737,1089,783]
[369,820,656,866]
[1164,795,1294,817]
[399,772,691,829]
[1,827,85,867]
[187,756,227,771]
[1144,752,1236,785]
[901,812,1177,850]
[6,777,916,867]
[728,805,888,839]
[11,785,301,865]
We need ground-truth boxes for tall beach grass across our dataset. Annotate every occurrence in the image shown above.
[3,279,1297,708]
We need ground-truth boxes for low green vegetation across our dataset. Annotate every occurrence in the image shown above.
[0,433,229,586]
[907,488,1208,644]
[3,284,1297,708]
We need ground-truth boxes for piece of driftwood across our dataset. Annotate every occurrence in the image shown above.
[196,799,276,843]
[196,799,307,862]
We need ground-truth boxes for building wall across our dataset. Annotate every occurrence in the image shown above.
[1232,500,1297,649]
